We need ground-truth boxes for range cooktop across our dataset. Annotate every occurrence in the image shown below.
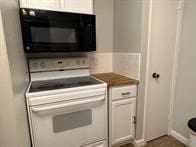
[29,76,102,93]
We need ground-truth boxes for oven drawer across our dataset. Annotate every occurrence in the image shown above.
[29,95,107,147]
[111,85,137,101]
[81,140,107,147]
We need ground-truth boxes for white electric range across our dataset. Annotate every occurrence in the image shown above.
[26,57,108,147]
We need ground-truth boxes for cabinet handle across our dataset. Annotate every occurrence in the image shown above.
[121,92,130,96]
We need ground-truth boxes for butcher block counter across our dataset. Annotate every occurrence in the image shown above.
[92,72,139,87]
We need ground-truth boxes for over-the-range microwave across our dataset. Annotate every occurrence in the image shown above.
[20,8,96,53]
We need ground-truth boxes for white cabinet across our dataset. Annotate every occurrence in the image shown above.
[20,0,93,14]
[20,0,61,10]
[109,85,137,146]
[61,0,93,14]
[112,98,136,145]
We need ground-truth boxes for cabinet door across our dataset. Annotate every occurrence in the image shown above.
[20,0,60,10]
[112,98,136,145]
[61,0,93,14]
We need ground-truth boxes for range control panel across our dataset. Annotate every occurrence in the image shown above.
[29,57,89,73]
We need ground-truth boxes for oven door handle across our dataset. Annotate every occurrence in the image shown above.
[31,96,105,112]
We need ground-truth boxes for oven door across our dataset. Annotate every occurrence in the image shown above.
[20,10,81,52]
[29,95,107,147]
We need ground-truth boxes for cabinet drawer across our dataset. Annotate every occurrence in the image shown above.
[111,85,137,101]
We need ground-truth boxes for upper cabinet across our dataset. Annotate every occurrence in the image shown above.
[20,0,94,14]
[61,0,93,14]
[20,0,61,10]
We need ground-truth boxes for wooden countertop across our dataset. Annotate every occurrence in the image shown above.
[92,72,139,87]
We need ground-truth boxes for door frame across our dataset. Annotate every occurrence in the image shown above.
[142,0,184,143]
[167,0,184,136]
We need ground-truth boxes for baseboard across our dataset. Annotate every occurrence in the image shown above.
[170,130,189,146]
[133,139,146,147]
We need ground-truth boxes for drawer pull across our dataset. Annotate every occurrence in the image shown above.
[121,92,131,96]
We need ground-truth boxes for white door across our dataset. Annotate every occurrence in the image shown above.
[145,0,181,141]
[112,98,136,145]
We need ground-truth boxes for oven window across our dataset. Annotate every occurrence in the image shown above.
[53,109,92,133]
[31,27,76,43]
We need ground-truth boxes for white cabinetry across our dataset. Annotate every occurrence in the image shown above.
[20,0,93,14]
[109,85,136,146]
[61,0,93,14]
[112,99,136,144]
[20,0,61,10]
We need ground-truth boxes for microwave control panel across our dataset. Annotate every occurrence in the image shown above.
[29,57,89,73]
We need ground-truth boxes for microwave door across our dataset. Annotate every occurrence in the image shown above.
[21,20,80,52]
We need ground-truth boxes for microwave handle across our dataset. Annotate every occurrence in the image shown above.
[31,96,105,112]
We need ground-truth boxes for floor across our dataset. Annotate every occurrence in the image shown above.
[120,136,187,147]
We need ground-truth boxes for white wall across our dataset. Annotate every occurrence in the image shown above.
[172,0,196,139]
[113,0,142,80]
[0,10,19,147]
[113,53,141,80]
[88,52,113,74]
[90,0,143,76]
[0,0,30,147]
[94,0,113,53]
[113,0,142,53]
[88,0,113,74]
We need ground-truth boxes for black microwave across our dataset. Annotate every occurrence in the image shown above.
[20,8,96,53]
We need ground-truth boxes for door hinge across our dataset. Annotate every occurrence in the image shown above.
[133,116,136,125]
